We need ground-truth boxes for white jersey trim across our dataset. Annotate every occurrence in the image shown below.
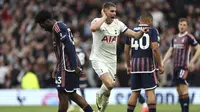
[62,43,75,72]
[130,69,156,74]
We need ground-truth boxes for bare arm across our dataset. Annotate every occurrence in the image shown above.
[152,42,162,67]
[190,45,200,64]
[152,42,164,74]
[124,29,145,40]
[124,27,149,40]
[124,44,131,68]
[162,47,173,65]
[124,44,131,75]
[90,9,107,32]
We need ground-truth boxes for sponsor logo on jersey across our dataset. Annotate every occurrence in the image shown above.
[101,36,117,43]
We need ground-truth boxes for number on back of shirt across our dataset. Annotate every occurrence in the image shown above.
[131,34,150,50]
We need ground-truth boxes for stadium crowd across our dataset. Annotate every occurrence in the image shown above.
[0,0,200,89]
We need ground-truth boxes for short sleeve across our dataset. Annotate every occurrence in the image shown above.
[118,20,128,33]
[91,18,100,24]
[151,28,160,43]
[91,18,103,31]
[187,34,198,46]
[53,22,71,42]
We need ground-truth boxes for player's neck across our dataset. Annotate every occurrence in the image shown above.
[178,31,188,37]
[105,19,113,24]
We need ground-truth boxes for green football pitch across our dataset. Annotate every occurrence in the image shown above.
[0,104,200,112]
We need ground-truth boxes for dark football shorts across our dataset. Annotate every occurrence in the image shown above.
[130,71,158,91]
[55,71,79,93]
[173,67,188,85]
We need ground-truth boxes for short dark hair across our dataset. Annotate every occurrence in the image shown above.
[102,2,116,9]
[140,12,153,21]
[35,10,52,23]
[178,18,189,25]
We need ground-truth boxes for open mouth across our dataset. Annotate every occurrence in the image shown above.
[111,17,115,19]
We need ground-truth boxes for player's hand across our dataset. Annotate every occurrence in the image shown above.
[75,66,83,75]
[52,68,57,79]
[158,65,164,74]
[127,67,131,75]
[187,62,194,72]
[101,9,107,18]
[141,27,149,33]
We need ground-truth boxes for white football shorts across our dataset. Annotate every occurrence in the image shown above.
[91,60,116,81]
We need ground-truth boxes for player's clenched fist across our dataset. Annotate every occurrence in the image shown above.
[158,65,164,74]
[127,67,131,75]
[75,66,83,74]
[140,27,149,34]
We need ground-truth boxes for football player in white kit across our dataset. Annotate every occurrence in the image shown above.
[90,2,149,112]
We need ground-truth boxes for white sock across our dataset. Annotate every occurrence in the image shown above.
[98,84,108,96]
[101,95,109,112]
[142,102,148,108]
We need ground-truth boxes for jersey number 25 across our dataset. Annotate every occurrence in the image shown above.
[131,34,150,50]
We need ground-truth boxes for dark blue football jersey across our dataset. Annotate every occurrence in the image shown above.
[52,22,81,72]
[125,25,160,73]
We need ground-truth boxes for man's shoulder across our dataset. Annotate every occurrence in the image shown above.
[57,22,67,29]
[186,33,195,39]
[149,27,159,34]
[91,18,101,23]
[53,22,67,33]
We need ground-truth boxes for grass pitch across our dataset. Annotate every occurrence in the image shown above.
[0,104,200,112]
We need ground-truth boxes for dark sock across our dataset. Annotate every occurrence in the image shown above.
[127,104,135,112]
[179,94,189,112]
[148,104,156,112]
[138,94,145,104]
[83,104,94,112]
[69,99,72,104]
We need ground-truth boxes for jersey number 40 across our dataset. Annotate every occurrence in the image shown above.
[131,34,150,50]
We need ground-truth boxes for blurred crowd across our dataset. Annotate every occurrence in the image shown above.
[0,0,200,89]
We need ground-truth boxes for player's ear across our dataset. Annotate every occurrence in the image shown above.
[103,9,106,13]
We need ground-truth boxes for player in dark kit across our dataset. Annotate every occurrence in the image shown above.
[124,12,163,112]
[162,18,200,112]
[35,10,94,112]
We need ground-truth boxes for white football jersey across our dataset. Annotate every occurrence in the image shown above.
[89,18,128,63]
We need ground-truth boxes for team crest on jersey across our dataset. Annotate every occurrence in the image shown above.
[101,36,117,43]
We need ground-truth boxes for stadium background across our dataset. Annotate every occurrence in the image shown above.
[0,0,200,112]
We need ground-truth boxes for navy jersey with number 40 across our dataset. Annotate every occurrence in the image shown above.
[125,25,160,73]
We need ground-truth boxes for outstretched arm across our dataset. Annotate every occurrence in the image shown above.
[124,44,131,75]
[124,28,149,39]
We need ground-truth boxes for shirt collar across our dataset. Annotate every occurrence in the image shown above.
[178,31,188,37]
